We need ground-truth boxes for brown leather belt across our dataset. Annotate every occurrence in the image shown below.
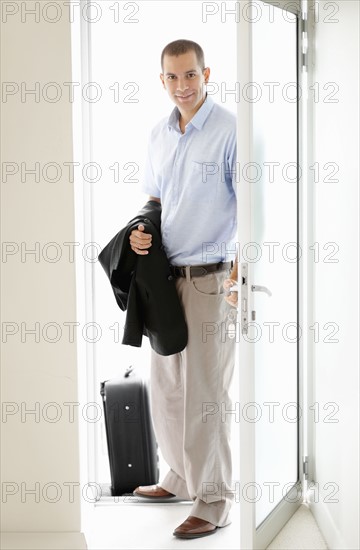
[169,260,233,278]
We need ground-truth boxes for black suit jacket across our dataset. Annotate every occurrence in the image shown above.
[98,200,188,356]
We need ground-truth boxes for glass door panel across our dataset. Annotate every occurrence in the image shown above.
[251,2,299,528]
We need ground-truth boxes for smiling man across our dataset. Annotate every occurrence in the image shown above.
[160,43,209,132]
[130,39,238,539]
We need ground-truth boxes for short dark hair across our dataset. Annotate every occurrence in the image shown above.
[161,39,205,72]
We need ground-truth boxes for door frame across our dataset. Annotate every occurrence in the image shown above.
[237,1,308,547]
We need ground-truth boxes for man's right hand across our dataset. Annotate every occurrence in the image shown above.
[129,224,153,255]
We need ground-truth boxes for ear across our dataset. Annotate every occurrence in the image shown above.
[160,73,166,89]
[203,67,210,84]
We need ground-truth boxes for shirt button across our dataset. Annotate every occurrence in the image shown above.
[167,275,173,281]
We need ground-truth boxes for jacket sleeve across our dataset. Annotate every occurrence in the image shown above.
[97,202,162,339]
[98,224,137,311]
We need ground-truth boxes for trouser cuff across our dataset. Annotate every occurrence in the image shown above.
[160,469,192,501]
[190,497,233,527]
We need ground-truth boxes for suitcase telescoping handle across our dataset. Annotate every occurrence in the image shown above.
[124,365,134,378]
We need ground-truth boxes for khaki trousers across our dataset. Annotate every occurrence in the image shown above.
[149,266,237,527]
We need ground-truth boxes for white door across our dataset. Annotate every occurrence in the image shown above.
[237,1,306,548]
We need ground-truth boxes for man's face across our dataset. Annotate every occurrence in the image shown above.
[160,51,210,115]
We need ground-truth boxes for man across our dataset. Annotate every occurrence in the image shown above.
[130,39,238,539]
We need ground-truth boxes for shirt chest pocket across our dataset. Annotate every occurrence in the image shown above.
[191,161,222,203]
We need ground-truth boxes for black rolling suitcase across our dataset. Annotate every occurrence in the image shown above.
[100,366,159,496]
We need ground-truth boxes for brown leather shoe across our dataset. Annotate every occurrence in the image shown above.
[133,484,175,498]
[173,515,218,539]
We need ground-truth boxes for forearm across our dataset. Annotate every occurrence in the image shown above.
[149,195,161,203]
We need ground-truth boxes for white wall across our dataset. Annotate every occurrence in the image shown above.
[0,2,86,548]
[309,1,359,548]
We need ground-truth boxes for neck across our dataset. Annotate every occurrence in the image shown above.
[178,94,207,132]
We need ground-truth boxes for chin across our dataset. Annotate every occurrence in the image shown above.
[175,97,201,110]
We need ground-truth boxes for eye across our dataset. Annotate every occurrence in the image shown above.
[167,75,176,80]
[187,73,197,79]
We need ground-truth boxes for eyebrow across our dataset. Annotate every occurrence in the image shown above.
[165,69,198,76]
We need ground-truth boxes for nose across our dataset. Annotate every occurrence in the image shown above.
[176,77,189,93]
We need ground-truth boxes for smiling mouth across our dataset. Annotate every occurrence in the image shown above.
[176,93,195,99]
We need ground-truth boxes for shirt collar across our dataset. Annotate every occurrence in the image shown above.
[167,94,215,132]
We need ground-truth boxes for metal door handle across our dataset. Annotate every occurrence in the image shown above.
[251,285,272,297]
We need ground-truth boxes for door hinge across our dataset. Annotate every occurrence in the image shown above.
[303,456,309,480]
[301,15,308,71]
[302,52,307,70]
[301,14,307,34]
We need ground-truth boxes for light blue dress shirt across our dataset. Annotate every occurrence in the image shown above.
[141,94,237,266]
